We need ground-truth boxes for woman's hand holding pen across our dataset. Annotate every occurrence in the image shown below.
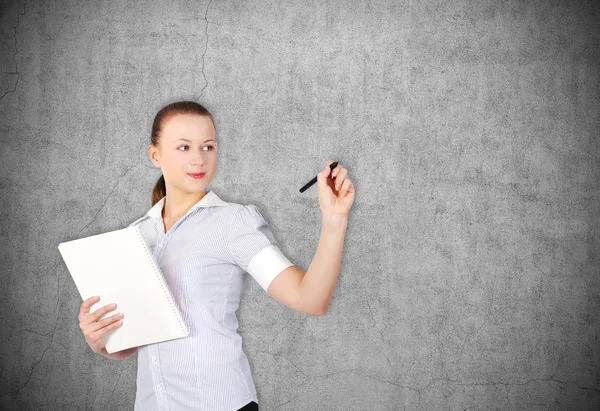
[317,159,355,218]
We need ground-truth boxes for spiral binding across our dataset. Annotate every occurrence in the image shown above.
[134,225,189,334]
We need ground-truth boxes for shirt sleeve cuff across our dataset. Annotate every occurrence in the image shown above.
[247,244,294,291]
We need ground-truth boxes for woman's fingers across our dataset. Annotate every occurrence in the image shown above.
[330,165,353,197]
[79,296,116,324]
[79,295,99,320]
[342,180,354,197]
[331,164,341,178]
[78,297,123,334]
[340,178,351,195]
[85,317,124,344]
[87,312,124,333]
[80,309,123,332]
[331,166,347,192]
[90,302,119,322]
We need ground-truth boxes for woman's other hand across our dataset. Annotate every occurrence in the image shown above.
[78,296,136,360]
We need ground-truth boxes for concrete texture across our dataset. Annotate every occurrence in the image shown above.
[1,0,599,409]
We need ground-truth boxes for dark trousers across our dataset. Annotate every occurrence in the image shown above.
[237,400,258,410]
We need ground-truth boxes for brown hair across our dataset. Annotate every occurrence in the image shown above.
[150,100,216,206]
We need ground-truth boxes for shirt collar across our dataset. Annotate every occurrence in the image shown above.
[147,190,229,221]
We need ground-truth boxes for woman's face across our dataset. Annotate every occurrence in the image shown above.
[149,113,218,195]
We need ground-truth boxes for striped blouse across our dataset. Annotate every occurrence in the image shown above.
[127,189,294,410]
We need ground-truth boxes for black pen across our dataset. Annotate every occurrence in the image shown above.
[299,161,338,193]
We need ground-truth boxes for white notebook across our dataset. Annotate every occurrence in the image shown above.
[58,225,190,354]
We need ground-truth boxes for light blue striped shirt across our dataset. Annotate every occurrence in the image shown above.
[127,189,294,410]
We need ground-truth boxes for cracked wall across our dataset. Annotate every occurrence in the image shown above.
[0,0,599,410]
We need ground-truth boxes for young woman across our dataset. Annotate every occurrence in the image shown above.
[77,100,354,410]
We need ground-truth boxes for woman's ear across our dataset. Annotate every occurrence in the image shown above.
[148,144,161,168]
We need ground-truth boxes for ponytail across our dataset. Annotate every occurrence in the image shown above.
[151,174,166,206]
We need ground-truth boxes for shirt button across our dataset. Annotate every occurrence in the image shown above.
[151,355,157,362]
[156,384,161,390]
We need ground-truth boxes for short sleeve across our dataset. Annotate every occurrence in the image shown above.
[228,205,294,291]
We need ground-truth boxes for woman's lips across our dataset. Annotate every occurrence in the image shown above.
[187,173,205,179]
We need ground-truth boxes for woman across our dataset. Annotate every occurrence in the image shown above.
[76,100,355,410]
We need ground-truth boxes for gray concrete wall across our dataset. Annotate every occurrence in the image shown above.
[1,0,599,410]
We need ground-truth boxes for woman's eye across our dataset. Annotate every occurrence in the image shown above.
[177,145,213,151]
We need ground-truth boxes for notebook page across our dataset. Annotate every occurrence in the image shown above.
[58,226,189,353]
